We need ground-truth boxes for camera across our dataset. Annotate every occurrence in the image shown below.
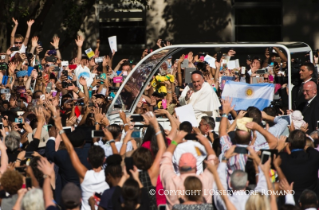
[62,81,72,88]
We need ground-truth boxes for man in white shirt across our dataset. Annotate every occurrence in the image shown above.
[179,70,220,119]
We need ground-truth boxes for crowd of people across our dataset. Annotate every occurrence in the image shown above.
[0,17,318,210]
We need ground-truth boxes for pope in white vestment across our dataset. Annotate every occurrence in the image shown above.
[179,71,221,119]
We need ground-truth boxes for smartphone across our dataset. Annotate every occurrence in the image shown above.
[256,69,267,74]
[26,177,32,189]
[131,115,144,122]
[241,66,246,74]
[63,126,72,134]
[278,115,291,126]
[46,83,52,93]
[45,56,57,63]
[175,86,181,97]
[61,61,69,67]
[124,157,134,175]
[91,130,105,138]
[0,123,3,129]
[95,57,104,63]
[0,55,5,60]
[0,89,10,94]
[25,151,33,159]
[131,130,141,138]
[62,70,68,77]
[261,151,271,164]
[184,55,189,59]
[48,50,57,56]
[184,134,198,140]
[215,117,221,122]
[10,47,19,51]
[158,205,166,210]
[234,146,248,154]
[15,118,23,123]
[68,64,77,69]
[17,111,25,116]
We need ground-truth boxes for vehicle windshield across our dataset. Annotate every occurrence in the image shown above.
[108,48,175,115]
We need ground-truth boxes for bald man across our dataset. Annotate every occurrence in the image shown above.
[179,70,220,119]
[298,81,319,134]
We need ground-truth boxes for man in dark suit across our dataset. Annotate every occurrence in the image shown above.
[297,81,319,134]
[292,63,318,110]
[279,130,319,203]
[45,126,92,204]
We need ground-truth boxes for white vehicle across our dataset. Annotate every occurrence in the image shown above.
[107,42,313,128]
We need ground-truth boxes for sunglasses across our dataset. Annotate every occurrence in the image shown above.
[264,78,269,80]
[14,42,23,44]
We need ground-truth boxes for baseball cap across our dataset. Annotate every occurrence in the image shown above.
[61,183,81,209]
[179,153,196,172]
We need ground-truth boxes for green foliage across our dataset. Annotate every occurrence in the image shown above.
[61,0,94,36]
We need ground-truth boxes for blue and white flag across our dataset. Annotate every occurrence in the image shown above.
[222,81,275,110]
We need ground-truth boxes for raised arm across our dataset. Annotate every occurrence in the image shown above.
[37,158,56,208]
[154,109,177,140]
[10,18,18,46]
[0,139,8,174]
[24,20,35,46]
[220,97,235,137]
[75,36,84,64]
[246,122,278,149]
[145,112,166,180]
[260,158,278,210]
[54,116,87,181]
[273,47,287,62]
[206,161,237,210]
[50,36,61,60]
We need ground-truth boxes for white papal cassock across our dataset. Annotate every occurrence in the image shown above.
[179,82,221,120]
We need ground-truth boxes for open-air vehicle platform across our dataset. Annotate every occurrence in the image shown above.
[106,42,313,130]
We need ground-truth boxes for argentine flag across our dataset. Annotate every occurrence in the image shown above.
[222,81,275,111]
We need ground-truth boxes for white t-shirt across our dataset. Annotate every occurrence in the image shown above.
[172,140,207,175]
[81,170,109,210]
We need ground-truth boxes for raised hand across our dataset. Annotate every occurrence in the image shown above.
[102,127,114,141]
[228,50,236,57]
[66,116,77,126]
[50,36,60,49]
[79,77,87,86]
[221,97,234,114]
[12,18,18,25]
[75,35,84,48]
[37,157,54,176]
[31,36,38,48]
[156,39,163,48]
[93,107,104,124]
[178,54,185,64]
[27,19,35,27]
